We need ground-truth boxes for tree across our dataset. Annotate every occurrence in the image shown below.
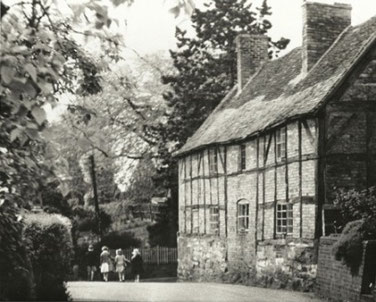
[147,0,289,246]
[0,0,128,299]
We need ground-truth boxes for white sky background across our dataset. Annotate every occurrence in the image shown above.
[124,0,376,55]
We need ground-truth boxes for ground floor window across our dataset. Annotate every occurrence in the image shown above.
[237,199,249,232]
[209,206,219,234]
[276,203,293,235]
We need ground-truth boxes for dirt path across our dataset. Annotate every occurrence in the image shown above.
[68,281,324,302]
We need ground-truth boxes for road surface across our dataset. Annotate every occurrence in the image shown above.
[68,281,324,302]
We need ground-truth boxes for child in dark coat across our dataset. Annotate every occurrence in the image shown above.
[131,248,143,282]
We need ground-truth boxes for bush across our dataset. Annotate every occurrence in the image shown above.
[97,230,141,249]
[0,202,35,301]
[72,206,111,234]
[333,220,365,275]
[24,212,74,301]
[333,187,376,274]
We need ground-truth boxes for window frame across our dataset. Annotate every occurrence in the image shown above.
[276,128,286,161]
[209,148,218,175]
[192,208,199,234]
[276,203,293,236]
[237,199,249,232]
[209,206,219,235]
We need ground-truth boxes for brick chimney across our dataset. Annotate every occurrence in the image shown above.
[236,34,268,91]
[302,1,352,73]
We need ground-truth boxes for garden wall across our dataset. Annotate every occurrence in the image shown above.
[316,236,376,302]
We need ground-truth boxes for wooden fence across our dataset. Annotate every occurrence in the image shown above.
[110,246,177,265]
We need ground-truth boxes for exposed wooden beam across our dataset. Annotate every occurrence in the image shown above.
[298,121,303,238]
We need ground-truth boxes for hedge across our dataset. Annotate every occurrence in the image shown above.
[23,212,74,301]
[0,203,35,301]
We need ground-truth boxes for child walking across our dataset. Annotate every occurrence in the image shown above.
[114,249,129,282]
[100,246,111,282]
[131,248,143,282]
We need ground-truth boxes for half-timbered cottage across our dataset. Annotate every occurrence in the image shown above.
[175,1,376,281]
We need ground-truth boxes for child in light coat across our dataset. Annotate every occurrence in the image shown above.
[114,249,129,282]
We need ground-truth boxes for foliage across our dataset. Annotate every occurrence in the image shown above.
[44,53,172,206]
[0,202,35,301]
[72,206,112,235]
[147,0,289,246]
[333,187,376,274]
[124,156,157,204]
[332,220,365,275]
[23,212,74,301]
[0,0,126,297]
[97,230,141,249]
[334,187,376,225]
[147,198,178,247]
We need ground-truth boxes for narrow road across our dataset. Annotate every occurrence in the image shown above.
[68,281,324,302]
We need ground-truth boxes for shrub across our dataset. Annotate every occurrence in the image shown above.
[72,206,112,234]
[23,212,74,301]
[333,220,366,274]
[0,202,35,301]
[333,187,376,274]
[97,230,141,249]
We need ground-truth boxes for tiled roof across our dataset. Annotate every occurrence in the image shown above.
[176,16,376,156]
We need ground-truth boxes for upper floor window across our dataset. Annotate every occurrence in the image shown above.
[237,199,249,232]
[276,128,286,160]
[209,206,219,234]
[240,144,246,171]
[209,148,218,175]
[276,203,293,236]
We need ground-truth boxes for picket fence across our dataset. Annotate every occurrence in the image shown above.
[110,246,177,265]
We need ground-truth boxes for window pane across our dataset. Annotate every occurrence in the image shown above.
[276,203,293,235]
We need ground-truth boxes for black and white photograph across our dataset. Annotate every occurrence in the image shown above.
[0,0,376,301]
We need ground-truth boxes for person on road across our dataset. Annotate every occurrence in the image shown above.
[100,246,111,282]
[86,244,97,281]
[114,249,129,282]
[131,248,143,282]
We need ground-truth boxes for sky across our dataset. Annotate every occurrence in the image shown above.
[123,0,376,55]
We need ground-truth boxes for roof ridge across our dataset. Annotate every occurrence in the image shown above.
[175,15,376,157]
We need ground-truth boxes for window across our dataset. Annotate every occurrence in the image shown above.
[276,203,293,235]
[209,148,218,174]
[276,128,286,160]
[237,200,249,231]
[192,208,199,234]
[240,144,246,171]
[209,207,219,234]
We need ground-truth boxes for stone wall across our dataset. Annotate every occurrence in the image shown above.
[316,236,376,302]
[177,234,227,281]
